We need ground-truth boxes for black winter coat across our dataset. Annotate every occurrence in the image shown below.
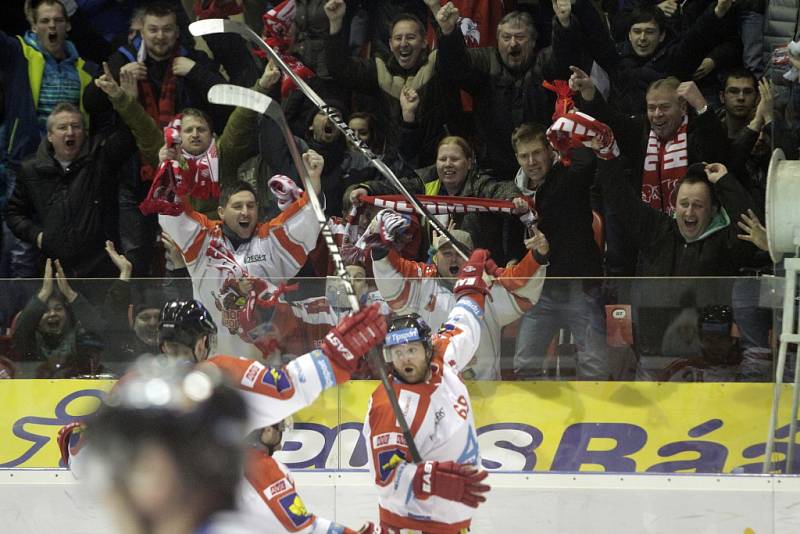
[435,19,581,180]
[6,128,134,276]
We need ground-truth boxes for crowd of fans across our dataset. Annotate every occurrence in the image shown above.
[0,0,797,382]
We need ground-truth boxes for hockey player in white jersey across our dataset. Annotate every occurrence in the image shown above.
[60,299,385,533]
[363,249,497,533]
[243,419,379,533]
[370,210,549,379]
[158,150,326,361]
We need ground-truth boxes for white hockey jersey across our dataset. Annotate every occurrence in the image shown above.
[363,297,484,532]
[240,448,357,533]
[159,193,321,360]
[372,249,546,379]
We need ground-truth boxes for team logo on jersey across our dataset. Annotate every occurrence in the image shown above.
[241,361,265,388]
[244,254,267,264]
[261,367,293,393]
[265,477,290,498]
[376,448,407,483]
[278,493,313,528]
[372,432,406,448]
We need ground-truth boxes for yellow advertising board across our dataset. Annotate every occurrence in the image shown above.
[1,380,795,473]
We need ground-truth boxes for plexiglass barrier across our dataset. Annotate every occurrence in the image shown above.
[0,275,797,475]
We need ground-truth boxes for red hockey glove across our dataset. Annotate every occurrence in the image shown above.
[321,303,387,376]
[57,421,86,467]
[412,461,491,508]
[453,249,492,305]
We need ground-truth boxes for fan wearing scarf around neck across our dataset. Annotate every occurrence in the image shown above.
[94,60,283,218]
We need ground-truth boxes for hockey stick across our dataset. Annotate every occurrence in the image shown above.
[190,18,470,260]
[208,84,423,463]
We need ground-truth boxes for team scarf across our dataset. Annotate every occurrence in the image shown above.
[259,0,315,98]
[641,115,689,215]
[139,116,220,215]
[135,38,179,130]
[360,194,521,217]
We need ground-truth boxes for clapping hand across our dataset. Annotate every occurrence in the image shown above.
[54,260,78,303]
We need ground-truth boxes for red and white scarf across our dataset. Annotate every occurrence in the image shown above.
[259,0,315,98]
[139,115,220,215]
[360,194,517,216]
[641,115,689,215]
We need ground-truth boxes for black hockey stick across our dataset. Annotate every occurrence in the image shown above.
[190,18,470,260]
[208,84,423,462]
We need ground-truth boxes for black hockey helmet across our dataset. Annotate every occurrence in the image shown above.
[159,300,217,354]
[382,313,432,362]
[87,356,246,510]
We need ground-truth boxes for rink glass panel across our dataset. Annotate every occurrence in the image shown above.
[1,275,794,474]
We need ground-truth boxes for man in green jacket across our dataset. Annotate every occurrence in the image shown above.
[93,61,282,218]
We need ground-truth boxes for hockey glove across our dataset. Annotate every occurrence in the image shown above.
[453,249,493,307]
[322,303,387,378]
[412,461,491,508]
[57,421,86,467]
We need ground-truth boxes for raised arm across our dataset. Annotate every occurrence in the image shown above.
[207,303,386,432]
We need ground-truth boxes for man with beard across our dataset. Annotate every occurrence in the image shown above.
[364,249,496,532]
[323,0,462,167]
[427,1,581,179]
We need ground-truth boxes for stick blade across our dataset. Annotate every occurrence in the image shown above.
[208,84,273,114]
[188,19,227,37]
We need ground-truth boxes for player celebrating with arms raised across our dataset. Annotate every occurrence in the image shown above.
[364,249,497,533]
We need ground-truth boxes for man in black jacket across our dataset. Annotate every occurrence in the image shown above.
[6,103,134,279]
[427,0,580,180]
[558,0,736,115]
[571,68,729,275]
[510,123,609,380]
[323,0,462,167]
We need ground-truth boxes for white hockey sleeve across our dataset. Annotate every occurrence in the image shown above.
[251,193,322,280]
[436,296,484,373]
[372,250,433,313]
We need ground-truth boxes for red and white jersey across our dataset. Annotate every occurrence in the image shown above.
[254,290,389,361]
[240,448,356,533]
[364,298,483,532]
[159,194,321,360]
[207,349,348,433]
[372,250,546,379]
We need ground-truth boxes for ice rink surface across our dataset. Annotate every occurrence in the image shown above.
[2,469,799,533]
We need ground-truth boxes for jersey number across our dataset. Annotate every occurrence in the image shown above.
[454,395,469,420]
